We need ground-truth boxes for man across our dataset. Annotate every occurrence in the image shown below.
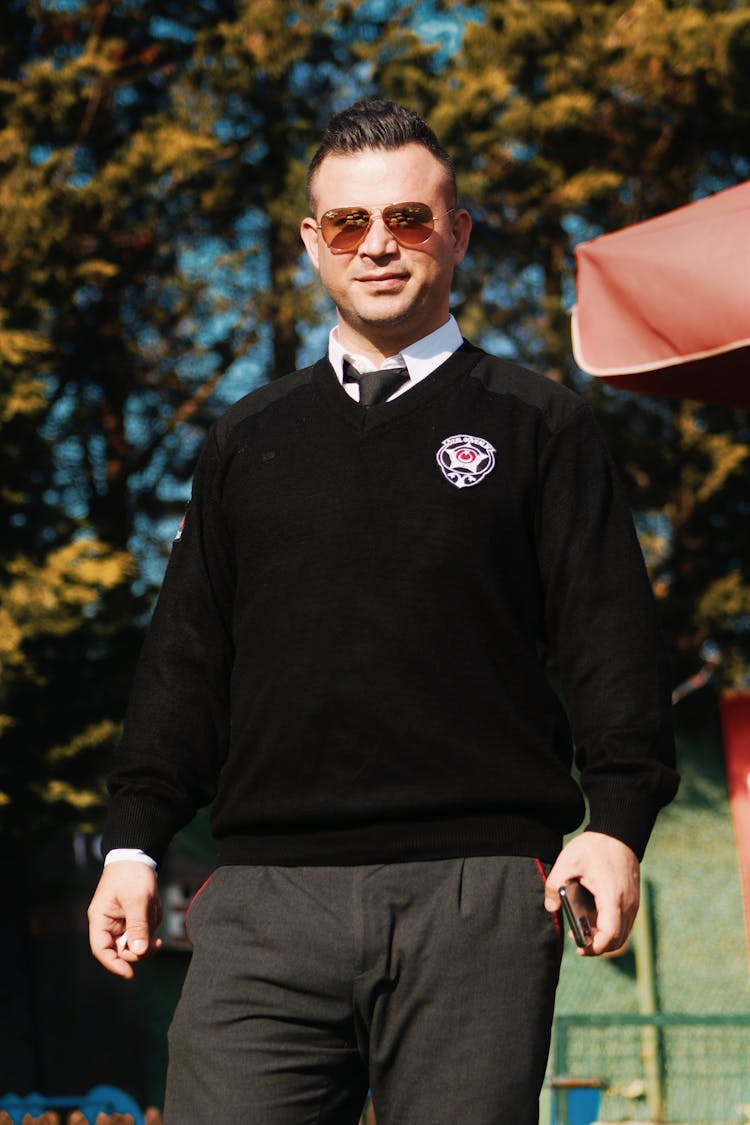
[88,100,679,1124]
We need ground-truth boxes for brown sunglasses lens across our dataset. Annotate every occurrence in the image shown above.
[320,203,435,250]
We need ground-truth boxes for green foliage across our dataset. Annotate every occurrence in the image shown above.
[0,0,457,838]
[2,0,750,843]
[420,0,750,688]
[0,538,133,825]
[429,0,749,369]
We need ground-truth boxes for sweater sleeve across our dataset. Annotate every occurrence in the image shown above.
[101,426,235,866]
[535,404,679,860]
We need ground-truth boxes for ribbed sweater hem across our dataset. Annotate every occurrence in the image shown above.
[216,815,563,867]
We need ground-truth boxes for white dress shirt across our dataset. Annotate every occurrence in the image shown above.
[329,315,463,401]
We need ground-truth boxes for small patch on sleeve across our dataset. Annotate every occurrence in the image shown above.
[173,504,190,544]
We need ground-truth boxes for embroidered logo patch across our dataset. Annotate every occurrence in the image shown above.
[436,435,496,489]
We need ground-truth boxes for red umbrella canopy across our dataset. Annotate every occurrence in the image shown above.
[571,181,750,407]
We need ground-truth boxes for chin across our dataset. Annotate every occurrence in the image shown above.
[354,301,415,329]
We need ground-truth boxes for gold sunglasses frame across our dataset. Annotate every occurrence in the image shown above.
[315,202,456,253]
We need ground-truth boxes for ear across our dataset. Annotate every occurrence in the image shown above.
[450,208,472,265]
[300,217,321,271]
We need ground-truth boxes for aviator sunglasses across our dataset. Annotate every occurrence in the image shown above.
[316,201,455,253]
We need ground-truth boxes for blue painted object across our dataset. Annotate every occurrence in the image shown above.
[0,1084,143,1124]
[566,1085,601,1125]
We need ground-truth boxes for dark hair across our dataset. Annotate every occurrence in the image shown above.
[307,99,456,207]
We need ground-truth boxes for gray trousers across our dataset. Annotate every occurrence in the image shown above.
[164,856,562,1124]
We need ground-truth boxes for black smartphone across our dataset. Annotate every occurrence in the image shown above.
[559,880,597,949]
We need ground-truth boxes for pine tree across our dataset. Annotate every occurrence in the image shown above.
[0,0,454,839]
[425,0,750,689]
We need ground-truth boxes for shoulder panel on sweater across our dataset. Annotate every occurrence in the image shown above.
[463,343,587,435]
[214,360,323,450]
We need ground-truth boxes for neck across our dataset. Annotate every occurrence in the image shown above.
[336,329,404,367]
[335,316,449,367]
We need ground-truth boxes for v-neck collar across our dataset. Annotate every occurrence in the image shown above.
[312,341,482,432]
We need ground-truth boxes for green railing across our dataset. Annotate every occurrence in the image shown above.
[549,1013,750,1124]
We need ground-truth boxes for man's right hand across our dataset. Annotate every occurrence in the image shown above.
[88,861,163,979]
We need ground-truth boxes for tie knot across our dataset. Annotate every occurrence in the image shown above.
[342,360,409,407]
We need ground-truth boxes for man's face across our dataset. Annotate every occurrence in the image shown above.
[301,144,471,362]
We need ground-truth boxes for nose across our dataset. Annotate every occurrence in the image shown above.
[358,212,398,257]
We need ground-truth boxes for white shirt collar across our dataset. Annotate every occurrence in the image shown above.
[328,316,463,400]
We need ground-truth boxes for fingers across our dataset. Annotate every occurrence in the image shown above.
[87,861,161,978]
[543,831,641,957]
[543,871,564,915]
[90,929,137,980]
[587,893,637,956]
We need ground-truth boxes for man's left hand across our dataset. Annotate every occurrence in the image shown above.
[544,832,640,956]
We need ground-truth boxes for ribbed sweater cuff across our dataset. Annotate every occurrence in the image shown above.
[584,784,663,861]
[101,793,185,868]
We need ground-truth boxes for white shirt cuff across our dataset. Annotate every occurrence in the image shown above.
[104,848,158,871]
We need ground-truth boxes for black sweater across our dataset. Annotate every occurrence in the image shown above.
[103,343,679,867]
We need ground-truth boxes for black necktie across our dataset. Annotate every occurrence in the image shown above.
[342,359,409,407]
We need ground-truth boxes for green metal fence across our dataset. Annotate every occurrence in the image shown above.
[550,1013,750,1124]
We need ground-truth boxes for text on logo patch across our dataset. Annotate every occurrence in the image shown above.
[436,435,496,489]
